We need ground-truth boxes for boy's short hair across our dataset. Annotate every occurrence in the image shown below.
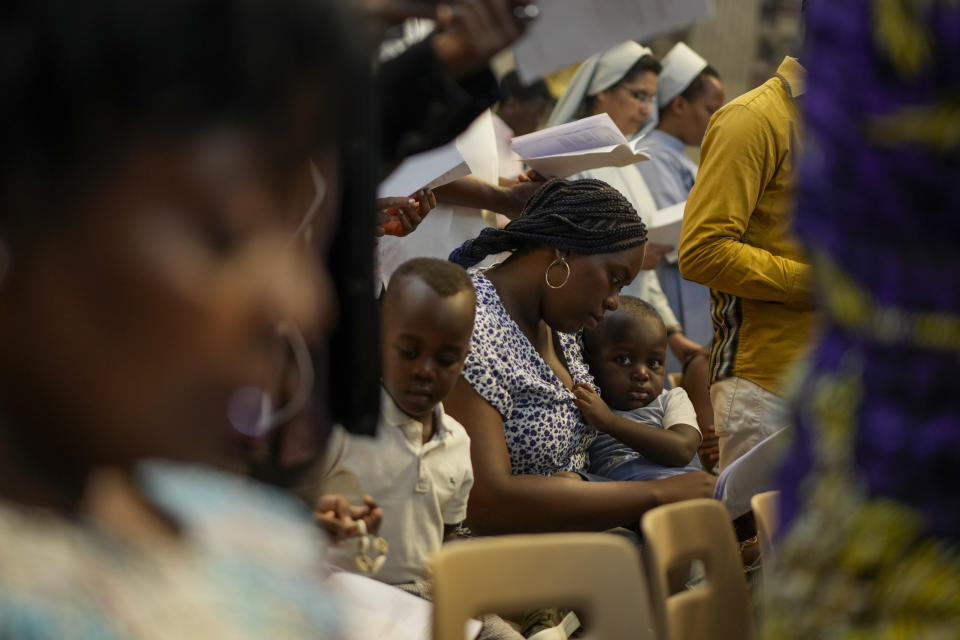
[616,295,664,327]
[387,258,475,299]
[582,295,665,356]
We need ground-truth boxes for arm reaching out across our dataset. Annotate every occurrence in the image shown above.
[433,175,543,219]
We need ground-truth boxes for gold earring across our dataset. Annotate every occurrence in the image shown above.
[545,257,571,289]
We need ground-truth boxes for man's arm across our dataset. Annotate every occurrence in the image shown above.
[433,175,542,218]
[678,104,814,309]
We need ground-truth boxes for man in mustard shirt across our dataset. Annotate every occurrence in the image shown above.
[678,56,815,470]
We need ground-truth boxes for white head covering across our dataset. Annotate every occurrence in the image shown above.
[545,41,654,128]
[656,42,709,109]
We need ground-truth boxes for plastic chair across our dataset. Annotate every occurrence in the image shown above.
[431,533,655,640]
[641,499,754,640]
[751,490,779,557]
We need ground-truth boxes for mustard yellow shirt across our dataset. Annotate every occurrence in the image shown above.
[678,57,815,395]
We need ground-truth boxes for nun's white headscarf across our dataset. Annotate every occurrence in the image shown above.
[545,41,657,136]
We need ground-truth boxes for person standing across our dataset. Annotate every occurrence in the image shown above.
[678,54,814,471]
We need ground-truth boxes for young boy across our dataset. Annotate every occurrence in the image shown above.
[333,257,476,587]
[575,296,703,481]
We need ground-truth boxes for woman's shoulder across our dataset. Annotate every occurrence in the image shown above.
[468,269,498,306]
[466,270,513,341]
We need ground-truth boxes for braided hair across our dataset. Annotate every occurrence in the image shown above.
[449,178,648,268]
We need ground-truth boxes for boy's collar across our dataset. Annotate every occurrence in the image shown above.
[379,386,447,436]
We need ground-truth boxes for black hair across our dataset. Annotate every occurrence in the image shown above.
[658,66,721,118]
[577,53,661,119]
[582,295,665,356]
[658,65,722,118]
[449,178,647,269]
[615,296,664,326]
[623,54,663,81]
[0,0,363,240]
[680,66,721,102]
[499,71,553,103]
[388,258,475,298]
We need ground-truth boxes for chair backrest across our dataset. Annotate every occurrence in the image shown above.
[431,533,655,640]
[751,490,779,557]
[641,499,754,640]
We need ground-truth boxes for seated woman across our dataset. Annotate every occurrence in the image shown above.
[446,178,715,535]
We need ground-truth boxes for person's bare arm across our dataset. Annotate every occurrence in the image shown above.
[433,176,542,219]
[572,384,700,467]
[681,352,719,471]
[443,376,716,535]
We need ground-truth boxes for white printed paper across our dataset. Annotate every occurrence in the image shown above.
[456,110,499,185]
[328,572,482,640]
[646,199,686,262]
[509,113,650,178]
[513,0,713,83]
[715,428,789,519]
[378,143,471,199]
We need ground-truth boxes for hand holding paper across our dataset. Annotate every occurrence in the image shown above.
[378,143,471,199]
[378,190,436,237]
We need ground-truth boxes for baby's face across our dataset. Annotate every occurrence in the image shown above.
[381,278,475,422]
[588,311,667,411]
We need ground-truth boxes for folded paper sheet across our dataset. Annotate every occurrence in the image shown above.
[510,113,650,178]
[378,143,470,199]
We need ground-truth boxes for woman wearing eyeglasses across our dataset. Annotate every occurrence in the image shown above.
[546,42,703,364]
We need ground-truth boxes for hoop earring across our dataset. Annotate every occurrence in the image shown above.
[545,257,571,289]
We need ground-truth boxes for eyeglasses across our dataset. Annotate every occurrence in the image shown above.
[620,86,656,105]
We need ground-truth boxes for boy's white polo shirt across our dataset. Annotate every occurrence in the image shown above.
[338,388,474,585]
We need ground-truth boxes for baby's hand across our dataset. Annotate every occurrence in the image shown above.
[572,383,614,431]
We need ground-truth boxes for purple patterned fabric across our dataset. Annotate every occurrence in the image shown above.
[779,0,960,540]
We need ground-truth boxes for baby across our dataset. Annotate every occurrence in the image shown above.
[333,257,476,587]
[576,296,702,481]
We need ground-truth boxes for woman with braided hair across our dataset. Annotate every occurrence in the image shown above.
[445,178,715,534]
